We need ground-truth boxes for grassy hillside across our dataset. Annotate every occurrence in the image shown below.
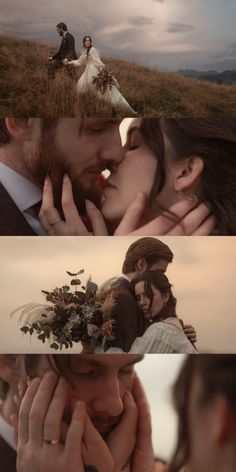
[1,35,236,117]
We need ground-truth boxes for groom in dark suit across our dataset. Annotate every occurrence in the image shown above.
[47,22,77,79]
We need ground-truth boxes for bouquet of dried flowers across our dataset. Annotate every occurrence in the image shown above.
[93,68,118,95]
[11,270,116,351]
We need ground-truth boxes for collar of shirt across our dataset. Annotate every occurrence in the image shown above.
[0,411,16,452]
[0,162,42,212]
[120,274,131,283]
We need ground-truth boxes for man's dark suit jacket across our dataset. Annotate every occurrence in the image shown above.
[52,32,77,61]
[0,436,16,472]
[111,277,146,352]
[0,183,36,235]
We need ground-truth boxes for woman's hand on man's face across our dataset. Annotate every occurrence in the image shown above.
[15,371,115,472]
[39,174,109,236]
[114,193,216,236]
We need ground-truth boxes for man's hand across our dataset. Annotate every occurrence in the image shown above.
[130,375,155,472]
[114,192,216,236]
[106,390,138,471]
[182,323,197,344]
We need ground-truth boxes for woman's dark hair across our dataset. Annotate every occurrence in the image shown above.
[168,355,236,472]
[83,35,92,55]
[139,118,236,235]
[131,270,177,321]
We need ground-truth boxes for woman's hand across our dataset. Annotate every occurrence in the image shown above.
[114,192,216,236]
[16,371,115,472]
[39,175,109,236]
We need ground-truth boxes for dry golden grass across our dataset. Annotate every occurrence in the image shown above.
[1,34,236,117]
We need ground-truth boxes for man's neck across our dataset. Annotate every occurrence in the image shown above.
[123,271,138,281]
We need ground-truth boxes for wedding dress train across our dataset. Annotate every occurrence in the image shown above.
[68,47,136,115]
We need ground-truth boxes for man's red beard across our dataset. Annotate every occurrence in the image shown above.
[26,129,102,216]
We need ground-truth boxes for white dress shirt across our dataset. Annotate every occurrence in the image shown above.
[0,412,16,451]
[0,162,46,235]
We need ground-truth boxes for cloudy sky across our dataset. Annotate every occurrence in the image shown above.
[1,0,236,70]
[0,236,236,353]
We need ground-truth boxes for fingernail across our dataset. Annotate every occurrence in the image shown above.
[44,370,57,381]
[13,394,19,405]
[44,175,49,186]
[135,192,143,201]
[85,199,96,209]
[63,174,70,184]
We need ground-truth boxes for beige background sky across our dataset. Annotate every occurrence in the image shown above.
[0,236,235,353]
[136,354,184,461]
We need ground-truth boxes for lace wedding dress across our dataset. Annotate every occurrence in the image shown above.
[68,47,136,115]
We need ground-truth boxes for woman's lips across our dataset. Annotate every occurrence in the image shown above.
[105,179,116,189]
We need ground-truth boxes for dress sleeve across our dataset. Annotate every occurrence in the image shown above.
[129,323,197,354]
[68,53,87,66]
[89,47,105,69]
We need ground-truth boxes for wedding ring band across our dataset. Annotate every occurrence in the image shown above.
[43,437,61,446]
[49,218,61,227]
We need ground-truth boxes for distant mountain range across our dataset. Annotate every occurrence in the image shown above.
[178,69,236,85]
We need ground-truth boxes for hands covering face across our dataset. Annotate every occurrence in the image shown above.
[12,371,155,472]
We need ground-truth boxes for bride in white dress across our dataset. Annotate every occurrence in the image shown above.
[107,271,196,354]
[129,271,197,353]
[63,35,136,115]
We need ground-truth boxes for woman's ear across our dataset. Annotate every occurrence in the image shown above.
[211,394,235,445]
[0,355,21,384]
[5,118,41,143]
[162,292,170,305]
[174,156,204,193]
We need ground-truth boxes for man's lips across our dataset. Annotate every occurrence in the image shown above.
[86,165,107,177]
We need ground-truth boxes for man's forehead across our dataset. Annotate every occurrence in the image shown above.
[70,354,143,368]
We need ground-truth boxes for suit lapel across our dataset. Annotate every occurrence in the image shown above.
[0,183,36,235]
[0,436,16,472]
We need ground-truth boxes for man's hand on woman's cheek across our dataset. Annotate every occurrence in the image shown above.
[114,194,216,236]
[130,375,155,472]
[106,390,138,471]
